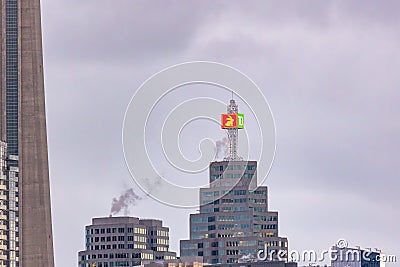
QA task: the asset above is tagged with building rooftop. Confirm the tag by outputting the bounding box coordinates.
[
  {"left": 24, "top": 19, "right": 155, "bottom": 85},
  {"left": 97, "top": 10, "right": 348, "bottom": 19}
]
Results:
[
  {"left": 92, "top": 216, "right": 165, "bottom": 226},
  {"left": 92, "top": 216, "right": 140, "bottom": 225}
]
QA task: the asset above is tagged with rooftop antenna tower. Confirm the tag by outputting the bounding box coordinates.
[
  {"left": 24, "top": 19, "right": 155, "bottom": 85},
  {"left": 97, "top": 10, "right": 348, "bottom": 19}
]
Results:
[{"left": 221, "top": 92, "right": 244, "bottom": 161}]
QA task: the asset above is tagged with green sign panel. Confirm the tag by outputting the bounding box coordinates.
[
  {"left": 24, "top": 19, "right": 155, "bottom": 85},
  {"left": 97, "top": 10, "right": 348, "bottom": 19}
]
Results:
[{"left": 237, "top": 113, "right": 244, "bottom": 129}]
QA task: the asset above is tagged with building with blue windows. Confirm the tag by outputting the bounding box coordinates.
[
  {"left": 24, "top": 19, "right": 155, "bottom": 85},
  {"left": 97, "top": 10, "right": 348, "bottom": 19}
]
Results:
[{"left": 180, "top": 160, "right": 288, "bottom": 264}]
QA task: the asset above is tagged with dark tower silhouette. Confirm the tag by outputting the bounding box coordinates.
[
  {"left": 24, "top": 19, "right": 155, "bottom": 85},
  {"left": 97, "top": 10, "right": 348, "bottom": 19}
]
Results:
[{"left": 0, "top": 0, "right": 55, "bottom": 266}]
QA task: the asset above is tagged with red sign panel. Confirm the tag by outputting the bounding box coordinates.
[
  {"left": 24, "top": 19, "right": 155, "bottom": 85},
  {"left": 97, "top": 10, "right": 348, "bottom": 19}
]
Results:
[{"left": 221, "top": 114, "right": 238, "bottom": 128}]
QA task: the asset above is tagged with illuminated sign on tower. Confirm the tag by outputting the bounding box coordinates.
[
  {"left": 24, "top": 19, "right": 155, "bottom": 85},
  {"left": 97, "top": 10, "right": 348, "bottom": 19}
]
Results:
[{"left": 221, "top": 113, "right": 244, "bottom": 129}]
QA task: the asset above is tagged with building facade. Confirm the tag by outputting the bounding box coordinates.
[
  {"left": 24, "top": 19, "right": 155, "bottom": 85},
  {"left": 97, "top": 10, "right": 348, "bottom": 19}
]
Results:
[
  {"left": 78, "top": 216, "right": 177, "bottom": 267},
  {"left": 180, "top": 161, "right": 288, "bottom": 264},
  {"left": 0, "top": 0, "right": 55, "bottom": 266},
  {"left": 0, "top": 142, "right": 18, "bottom": 266}
]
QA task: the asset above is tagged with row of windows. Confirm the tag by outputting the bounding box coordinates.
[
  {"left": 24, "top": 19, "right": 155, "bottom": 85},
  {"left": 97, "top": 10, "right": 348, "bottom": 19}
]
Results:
[
  {"left": 153, "top": 238, "right": 168, "bottom": 245},
  {"left": 202, "top": 189, "right": 254, "bottom": 198},
  {"left": 217, "top": 224, "right": 251, "bottom": 230},
  {"left": 266, "top": 240, "right": 286, "bottom": 247},
  {"left": 254, "top": 224, "right": 277, "bottom": 230},
  {"left": 190, "top": 216, "right": 215, "bottom": 223},
  {"left": 251, "top": 207, "right": 266, "bottom": 212},
  {"left": 82, "top": 251, "right": 172, "bottom": 262},
  {"left": 221, "top": 206, "right": 247, "bottom": 212},
  {"left": 80, "top": 261, "right": 133, "bottom": 267},
  {"left": 182, "top": 249, "right": 259, "bottom": 259},
  {"left": 87, "top": 235, "right": 146, "bottom": 243},
  {"left": 146, "top": 230, "right": 168, "bottom": 237},
  {"left": 210, "top": 164, "right": 256, "bottom": 172},
  {"left": 195, "top": 209, "right": 278, "bottom": 224},
  {"left": 86, "top": 242, "right": 151, "bottom": 251},
  {"left": 249, "top": 198, "right": 266, "bottom": 204},
  {"left": 191, "top": 223, "right": 276, "bottom": 232},
  {"left": 226, "top": 240, "right": 257, "bottom": 247},
  {"left": 193, "top": 204, "right": 255, "bottom": 220},
  {"left": 83, "top": 252, "right": 132, "bottom": 260},
  {"left": 86, "top": 227, "right": 148, "bottom": 236},
  {"left": 211, "top": 173, "right": 254, "bottom": 181},
  {"left": 221, "top": 198, "right": 247, "bottom": 204},
  {"left": 253, "top": 215, "right": 277, "bottom": 222},
  {"left": 258, "top": 231, "right": 276, "bottom": 238},
  {"left": 191, "top": 231, "right": 255, "bottom": 240},
  {"left": 217, "top": 215, "right": 251, "bottom": 221}
]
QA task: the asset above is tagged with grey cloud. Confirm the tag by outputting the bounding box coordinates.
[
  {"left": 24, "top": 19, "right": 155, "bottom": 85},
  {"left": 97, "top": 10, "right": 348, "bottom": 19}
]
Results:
[
  {"left": 43, "top": 1, "right": 214, "bottom": 65},
  {"left": 41, "top": 1, "right": 400, "bottom": 266}
]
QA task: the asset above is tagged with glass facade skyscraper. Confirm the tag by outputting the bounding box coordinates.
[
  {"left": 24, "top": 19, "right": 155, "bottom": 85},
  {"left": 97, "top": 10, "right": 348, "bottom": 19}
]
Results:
[
  {"left": 180, "top": 160, "right": 288, "bottom": 264},
  {"left": 4, "top": 0, "right": 19, "bottom": 158}
]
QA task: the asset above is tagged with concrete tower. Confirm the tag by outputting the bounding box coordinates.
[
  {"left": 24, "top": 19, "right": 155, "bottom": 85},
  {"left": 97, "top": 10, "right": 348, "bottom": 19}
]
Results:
[{"left": 0, "top": 0, "right": 55, "bottom": 266}]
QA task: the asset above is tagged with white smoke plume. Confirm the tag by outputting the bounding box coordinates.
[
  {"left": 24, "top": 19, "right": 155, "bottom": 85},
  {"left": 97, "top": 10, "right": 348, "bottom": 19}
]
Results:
[
  {"left": 143, "top": 176, "right": 162, "bottom": 196},
  {"left": 215, "top": 137, "right": 228, "bottom": 159},
  {"left": 110, "top": 188, "right": 142, "bottom": 215}
]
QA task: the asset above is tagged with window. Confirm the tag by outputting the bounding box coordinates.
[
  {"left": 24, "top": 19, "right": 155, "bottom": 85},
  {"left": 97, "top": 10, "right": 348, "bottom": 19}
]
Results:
[
  {"left": 191, "top": 226, "right": 207, "bottom": 232},
  {"left": 211, "top": 165, "right": 224, "bottom": 172},
  {"left": 247, "top": 165, "right": 256, "bottom": 170},
  {"left": 234, "top": 198, "right": 246, "bottom": 203}
]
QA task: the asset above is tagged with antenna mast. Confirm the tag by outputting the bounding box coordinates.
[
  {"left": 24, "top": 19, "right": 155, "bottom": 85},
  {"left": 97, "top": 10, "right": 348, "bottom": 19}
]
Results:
[{"left": 224, "top": 96, "right": 242, "bottom": 161}]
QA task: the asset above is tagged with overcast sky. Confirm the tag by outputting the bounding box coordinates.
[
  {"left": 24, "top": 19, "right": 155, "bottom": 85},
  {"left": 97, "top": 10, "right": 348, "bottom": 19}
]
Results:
[{"left": 40, "top": 1, "right": 399, "bottom": 266}]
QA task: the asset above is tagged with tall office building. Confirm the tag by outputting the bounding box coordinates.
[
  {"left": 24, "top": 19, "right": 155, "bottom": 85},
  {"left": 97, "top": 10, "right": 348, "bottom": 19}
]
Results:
[
  {"left": 180, "top": 99, "right": 288, "bottom": 264},
  {"left": 78, "top": 216, "right": 177, "bottom": 267},
  {"left": 0, "top": 0, "right": 55, "bottom": 266}
]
